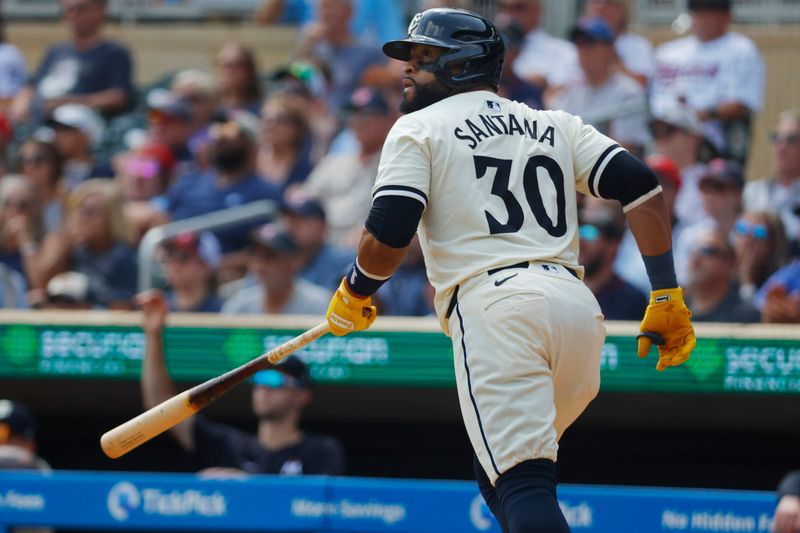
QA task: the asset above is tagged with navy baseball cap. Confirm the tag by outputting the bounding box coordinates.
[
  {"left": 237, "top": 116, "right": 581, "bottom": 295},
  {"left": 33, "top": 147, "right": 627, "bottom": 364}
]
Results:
[
  {"left": 147, "top": 89, "right": 193, "bottom": 122},
  {"left": 250, "top": 223, "right": 300, "bottom": 254},
  {"left": 570, "top": 17, "right": 615, "bottom": 44},
  {"left": 282, "top": 197, "right": 326, "bottom": 220},
  {"left": 0, "top": 400, "right": 37, "bottom": 442},
  {"left": 699, "top": 158, "right": 745, "bottom": 189},
  {"left": 253, "top": 355, "right": 312, "bottom": 389},
  {"left": 344, "top": 87, "right": 390, "bottom": 115},
  {"left": 688, "top": 0, "right": 731, "bottom": 11}
]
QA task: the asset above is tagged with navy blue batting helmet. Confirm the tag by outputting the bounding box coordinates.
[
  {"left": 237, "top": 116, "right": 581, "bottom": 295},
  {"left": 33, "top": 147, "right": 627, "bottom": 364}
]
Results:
[{"left": 383, "top": 8, "right": 505, "bottom": 91}]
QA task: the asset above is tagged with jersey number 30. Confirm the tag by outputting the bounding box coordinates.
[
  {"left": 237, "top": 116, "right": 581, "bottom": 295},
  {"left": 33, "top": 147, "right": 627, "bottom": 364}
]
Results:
[{"left": 474, "top": 155, "right": 567, "bottom": 237}]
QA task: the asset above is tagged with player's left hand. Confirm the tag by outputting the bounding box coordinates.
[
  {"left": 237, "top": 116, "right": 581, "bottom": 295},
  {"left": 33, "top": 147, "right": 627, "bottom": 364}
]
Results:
[
  {"left": 637, "top": 287, "right": 696, "bottom": 371},
  {"left": 326, "top": 279, "right": 377, "bottom": 336}
]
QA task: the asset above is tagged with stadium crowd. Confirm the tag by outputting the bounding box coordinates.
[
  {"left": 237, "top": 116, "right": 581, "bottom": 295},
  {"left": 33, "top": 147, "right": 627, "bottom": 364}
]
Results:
[{"left": 0, "top": 0, "right": 796, "bottom": 325}]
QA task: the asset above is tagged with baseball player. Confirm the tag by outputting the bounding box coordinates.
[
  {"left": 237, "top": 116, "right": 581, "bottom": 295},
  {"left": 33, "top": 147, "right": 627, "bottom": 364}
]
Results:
[{"left": 326, "top": 8, "right": 696, "bottom": 532}]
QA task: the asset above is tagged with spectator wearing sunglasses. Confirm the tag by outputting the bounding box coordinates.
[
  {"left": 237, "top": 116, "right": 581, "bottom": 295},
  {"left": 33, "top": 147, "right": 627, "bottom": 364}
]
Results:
[
  {"left": 579, "top": 199, "right": 647, "bottom": 320},
  {"left": 684, "top": 226, "right": 759, "bottom": 323},
  {"left": 159, "top": 231, "right": 222, "bottom": 313},
  {"left": 19, "top": 139, "right": 65, "bottom": 234},
  {"left": 743, "top": 109, "right": 800, "bottom": 251},
  {"left": 137, "top": 289, "right": 345, "bottom": 475},
  {"left": 732, "top": 212, "right": 788, "bottom": 304}
]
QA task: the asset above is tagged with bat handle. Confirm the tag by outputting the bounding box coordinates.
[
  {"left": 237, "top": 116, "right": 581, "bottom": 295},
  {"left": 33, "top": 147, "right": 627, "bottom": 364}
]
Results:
[{"left": 100, "top": 390, "right": 197, "bottom": 459}]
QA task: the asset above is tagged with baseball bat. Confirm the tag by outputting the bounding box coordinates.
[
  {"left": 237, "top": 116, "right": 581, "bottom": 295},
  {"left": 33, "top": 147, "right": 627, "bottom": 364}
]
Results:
[{"left": 100, "top": 322, "right": 330, "bottom": 459}]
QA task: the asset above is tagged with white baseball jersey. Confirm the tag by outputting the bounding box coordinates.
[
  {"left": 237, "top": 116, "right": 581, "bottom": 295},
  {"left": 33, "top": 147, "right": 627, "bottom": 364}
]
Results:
[{"left": 372, "top": 90, "right": 641, "bottom": 324}]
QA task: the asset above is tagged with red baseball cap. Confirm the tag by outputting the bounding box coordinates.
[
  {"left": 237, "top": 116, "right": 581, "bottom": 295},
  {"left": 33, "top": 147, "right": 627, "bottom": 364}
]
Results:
[{"left": 646, "top": 153, "right": 682, "bottom": 192}]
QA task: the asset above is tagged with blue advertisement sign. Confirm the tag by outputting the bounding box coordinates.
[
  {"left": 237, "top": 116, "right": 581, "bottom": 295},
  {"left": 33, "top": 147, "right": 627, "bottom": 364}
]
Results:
[{"left": 0, "top": 471, "right": 777, "bottom": 532}]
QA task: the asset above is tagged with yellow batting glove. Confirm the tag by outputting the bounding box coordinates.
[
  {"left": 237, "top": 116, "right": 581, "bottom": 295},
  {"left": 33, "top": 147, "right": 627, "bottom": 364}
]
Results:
[
  {"left": 637, "top": 287, "right": 696, "bottom": 371},
  {"left": 326, "top": 279, "right": 377, "bottom": 336}
]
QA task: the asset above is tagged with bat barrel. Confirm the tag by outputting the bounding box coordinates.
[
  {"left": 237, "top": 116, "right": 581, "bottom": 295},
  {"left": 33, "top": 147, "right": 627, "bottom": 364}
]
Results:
[
  {"left": 100, "top": 322, "right": 331, "bottom": 459},
  {"left": 100, "top": 390, "right": 197, "bottom": 459}
]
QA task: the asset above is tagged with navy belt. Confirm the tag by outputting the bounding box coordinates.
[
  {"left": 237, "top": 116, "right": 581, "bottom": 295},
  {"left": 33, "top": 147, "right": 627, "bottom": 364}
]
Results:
[
  {"left": 445, "top": 262, "right": 578, "bottom": 319},
  {"left": 488, "top": 261, "right": 579, "bottom": 279}
]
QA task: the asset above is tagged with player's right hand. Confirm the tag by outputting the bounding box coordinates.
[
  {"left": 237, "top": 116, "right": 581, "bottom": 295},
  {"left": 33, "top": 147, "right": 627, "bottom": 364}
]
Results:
[
  {"left": 326, "top": 279, "right": 377, "bottom": 336},
  {"left": 637, "top": 287, "right": 696, "bottom": 372}
]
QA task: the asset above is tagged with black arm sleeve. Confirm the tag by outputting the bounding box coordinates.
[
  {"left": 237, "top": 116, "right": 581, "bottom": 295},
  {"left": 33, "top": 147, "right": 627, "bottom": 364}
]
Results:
[
  {"left": 596, "top": 151, "right": 661, "bottom": 211},
  {"left": 364, "top": 195, "right": 425, "bottom": 248},
  {"left": 778, "top": 470, "right": 800, "bottom": 497}
]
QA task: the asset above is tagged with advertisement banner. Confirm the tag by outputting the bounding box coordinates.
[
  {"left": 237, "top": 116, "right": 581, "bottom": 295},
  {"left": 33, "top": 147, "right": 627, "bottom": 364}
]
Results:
[
  {"left": 0, "top": 321, "right": 798, "bottom": 394},
  {"left": 0, "top": 472, "right": 776, "bottom": 533}
]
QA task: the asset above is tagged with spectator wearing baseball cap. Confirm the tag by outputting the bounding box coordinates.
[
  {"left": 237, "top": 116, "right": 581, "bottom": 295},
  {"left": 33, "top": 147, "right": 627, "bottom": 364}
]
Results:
[
  {"left": 46, "top": 103, "right": 113, "bottom": 191},
  {"left": 0, "top": 399, "right": 50, "bottom": 471},
  {"left": 674, "top": 158, "right": 745, "bottom": 285},
  {"left": 548, "top": 16, "right": 649, "bottom": 156},
  {"left": 146, "top": 89, "right": 195, "bottom": 168},
  {"left": 281, "top": 196, "right": 352, "bottom": 292},
  {"left": 159, "top": 231, "right": 223, "bottom": 313},
  {"left": 222, "top": 223, "right": 330, "bottom": 315},
  {"left": 298, "top": 86, "right": 395, "bottom": 249},
  {"left": 697, "top": 158, "right": 745, "bottom": 231},
  {"left": 137, "top": 289, "right": 346, "bottom": 476},
  {"left": 582, "top": 0, "right": 654, "bottom": 86}
]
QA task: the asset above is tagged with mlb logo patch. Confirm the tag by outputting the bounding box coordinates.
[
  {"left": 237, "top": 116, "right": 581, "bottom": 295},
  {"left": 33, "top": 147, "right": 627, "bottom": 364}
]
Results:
[{"left": 486, "top": 100, "right": 501, "bottom": 110}]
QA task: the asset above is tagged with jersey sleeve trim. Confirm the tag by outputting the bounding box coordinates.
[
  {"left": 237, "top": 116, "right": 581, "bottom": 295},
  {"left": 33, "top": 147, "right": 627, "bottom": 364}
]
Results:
[
  {"left": 373, "top": 185, "right": 428, "bottom": 207},
  {"left": 622, "top": 185, "right": 663, "bottom": 213},
  {"left": 588, "top": 144, "right": 625, "bottom": 198}
]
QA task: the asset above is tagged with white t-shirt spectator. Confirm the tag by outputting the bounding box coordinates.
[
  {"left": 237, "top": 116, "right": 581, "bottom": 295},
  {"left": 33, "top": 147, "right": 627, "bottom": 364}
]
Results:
[
  {"left": 548, "top": 71, "right": 649, "bottom": 148},
  {"left": 0, "top": 43, "right": 27, "bottom": 99},
  {"left": 650, "top": 32, "right": 765, "bottom": 152},
  {"left": 513, "top": 29, "right": 581, "bottom": 88},
  {"left": 615, "top": 32, "right": 654, "bottom": 80},
  {"left": 221, "top": 279, "right": 330, "bottom": 315}
]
